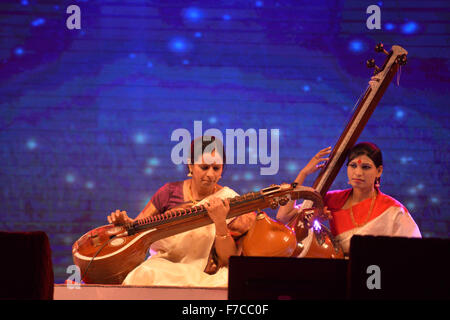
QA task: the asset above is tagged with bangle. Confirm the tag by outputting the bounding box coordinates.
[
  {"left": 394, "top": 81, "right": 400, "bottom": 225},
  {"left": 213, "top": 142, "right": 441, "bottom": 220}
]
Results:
[{"left": 215, "top": 232, "right": 231, "bottom": 240}]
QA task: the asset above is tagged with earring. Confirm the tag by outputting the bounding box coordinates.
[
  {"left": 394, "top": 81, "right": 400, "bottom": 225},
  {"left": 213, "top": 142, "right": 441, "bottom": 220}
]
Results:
[
  {"left": 375, "top": 177, "right": 381, "bottom": 188},
  {"left": 187, "top": 171, "right": 192, "bottom": 177}
]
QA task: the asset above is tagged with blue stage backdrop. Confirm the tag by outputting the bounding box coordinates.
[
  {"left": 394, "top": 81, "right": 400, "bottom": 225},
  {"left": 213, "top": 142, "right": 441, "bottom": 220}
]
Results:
[{"left": 0, "top": 0, "right": 448, "bottom": 283}]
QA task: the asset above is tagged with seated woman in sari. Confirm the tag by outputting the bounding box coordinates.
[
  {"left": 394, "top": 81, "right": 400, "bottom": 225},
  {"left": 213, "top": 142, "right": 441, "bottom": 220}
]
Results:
[
  {"left": 277, "top": 142, "right": 421, "bottom": 255},
  {"left": 107, "top": 136, "right": 255, "bottom": 286}
]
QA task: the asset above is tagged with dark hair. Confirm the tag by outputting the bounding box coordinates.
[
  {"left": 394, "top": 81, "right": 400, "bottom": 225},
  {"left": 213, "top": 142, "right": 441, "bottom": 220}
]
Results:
[
  {"left": 188, "top": 135, "right": 226, "bottom": 172},
  {"left": 346, "top": 142, "right": 383, "bottom": 168}
]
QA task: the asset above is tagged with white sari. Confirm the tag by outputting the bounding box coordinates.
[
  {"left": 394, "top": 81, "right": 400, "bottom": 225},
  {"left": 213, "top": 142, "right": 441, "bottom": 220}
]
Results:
[
  {"left": 122, "top": 186, "right": 239, "bottom": 287},
  {"left": 334, "top": 205, "right": 422, "bottom": 254}
]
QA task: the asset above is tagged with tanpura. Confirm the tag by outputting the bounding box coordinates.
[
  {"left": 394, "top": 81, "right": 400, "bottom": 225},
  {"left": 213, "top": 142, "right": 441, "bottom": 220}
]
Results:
[
  {"left": 291, "top": 44, "right": 408, "bottom": 258},
  {"left": 241, "top": 208, "right": 344, "bottom": 259},
  {"left": 242, "top": 43, "right": 408, "bottom": 260}
]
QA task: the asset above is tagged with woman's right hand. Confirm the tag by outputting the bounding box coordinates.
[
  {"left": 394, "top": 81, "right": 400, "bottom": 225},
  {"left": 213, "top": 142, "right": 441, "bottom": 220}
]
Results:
[{"left": 107, "top": 209, "right": 134, "bottom": 225}]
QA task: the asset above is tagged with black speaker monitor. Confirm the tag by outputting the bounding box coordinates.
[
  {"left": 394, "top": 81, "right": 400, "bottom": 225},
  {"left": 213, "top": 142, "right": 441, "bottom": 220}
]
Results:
[
  {"left": 228, "top": 256, "right": 348, "bottom": 300},
  {"left": 348, "top": 235, "right": 450, "bottom": 300}
]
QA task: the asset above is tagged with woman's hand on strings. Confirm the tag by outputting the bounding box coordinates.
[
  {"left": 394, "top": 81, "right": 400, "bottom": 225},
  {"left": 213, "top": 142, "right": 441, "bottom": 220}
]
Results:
[
  {"left": 301, "top": 206, "right": 332, "bottom": 228},
  {"left": 298, "top": 146, "right": 332, "bottom": 178},
  {"left": 205, "top": 197, "right": 230, "bottom": 226},
  {"left": 107, "top": 209, "right": 134, "bottom": 225}
]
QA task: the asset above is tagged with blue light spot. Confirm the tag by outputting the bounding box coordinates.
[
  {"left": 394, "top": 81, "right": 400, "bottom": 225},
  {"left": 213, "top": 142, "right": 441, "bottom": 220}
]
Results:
[
  {"left": 407, "top": 202, "right": 415, "bottom": 210},
  {"left": 134, "top": 133, "right": 146, "bottom": 144},
  {"left": 255, "top": 1, "right": 263, "bottom": 7},
  {"left": 169, "top": 38, "right": 189, "bottom": 53},
  {"left": 417, "top": 183, "right": 424, "bottom": 190},
  {"left": 223, "top": 14, "right": 231, "bottom": 21},
  {"left": 184, "top": 7, "right": 203, "bottom": 21},
  {"left": 194, "top": 32, "right": 202, "bottom": 38},
  {"left": 21, "top": 0, "right": 28, "bottom": 6},
  {"left": 26, "top": 139, "right": 37, "bottom": 150},
  {"left": 287, "top": 162, "right": 298, "bottom": 173},
  {"left": 147, "top": 61, "right": 153, "bottom": 68},
  {"left": 385, "top": 23, "right": 395, "bottom": 30},
  {"left": 303, "top": 85, "right": 310, "bottom": 92},
  {"left": 316, "top": 76, "right": 322, "bottom": 82},
  {"left": 63, "top": 236, "right": 74, "bottom": 245},
  {"left": 430, "top": 197, "right": 439, "bottom": 204},
  {"left": 15, "top": 47, "right": 24, "bottom": 56},
  {"left": 173, "top": 40, "right": 185, "bottom": 51},
  {"left": 66, "top": 174, "right": 75, "bottom": 183},
  {"left": 401, "top": 22, "right": 418, "bottom": 34},
  {"left": 395, "top": 109, "right": 404, "bottom": 119},
  {"left": 145, "top": 167, "right": 153, "bottom": 175},
  {"left": 244, "top": 172, "right": 253, "bottom": 180},
  {"left": 129, "top": 53, "right": 136, "bottom": 59},
  {"left": 209, "top": 116, "right": 217, "bottom": 124},
  {"left": 85, "top": 181, "right": 95, "bottom": 189},
  {"left": 408, "top": 187, "right": 417, "bottom": 195},
  {"left": 183, "top": 59, "right": 190, "bottom": 65},
  {"left": 31, "top": 18, "right": 45, "bottom": 27},
  {"left": 253, "top": 186, "right": 261, "bottom": 192},
  {"left": 400, "top": 156, "right": 413, "bottom": 164},
  {"left": 147, "top": 157, "right": 160, "bottom": 166},
  {"left": 349, "top": 40, "right": 364, "bottom": 53},
  {"left": 232, "top": 174, "right": 240, "bottom": 181}
]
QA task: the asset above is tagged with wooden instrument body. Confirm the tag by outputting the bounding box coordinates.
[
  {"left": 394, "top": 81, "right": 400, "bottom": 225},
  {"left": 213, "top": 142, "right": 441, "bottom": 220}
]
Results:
[
  {"left": 241, "top": 210, "right": 344, "bottom": 259},
  {"left": 241, "top": 193, "right": 344, "bottom": 259},
  {"left": 242, "top": 213, "right": 297, "bottom": 257},
  {"left": 73, "top": 184, "right": 322, "bottom": 284},
  {"left": 289, "top": 214, "right": 345, "bottom": 259},
  {"left": 73, "top": 225, "right": 153, "bottom": 284}
]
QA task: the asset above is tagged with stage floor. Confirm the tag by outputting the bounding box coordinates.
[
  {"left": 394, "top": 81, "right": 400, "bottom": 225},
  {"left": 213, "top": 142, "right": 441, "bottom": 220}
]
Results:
[{"left": 54, "top": 284, "right": 228, "bottom": 300}]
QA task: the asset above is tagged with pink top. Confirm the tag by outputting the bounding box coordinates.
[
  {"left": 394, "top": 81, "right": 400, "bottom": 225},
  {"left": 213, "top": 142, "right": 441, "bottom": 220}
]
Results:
[{"left": 150, "top": 181, "right": 186, "bottom": 213}]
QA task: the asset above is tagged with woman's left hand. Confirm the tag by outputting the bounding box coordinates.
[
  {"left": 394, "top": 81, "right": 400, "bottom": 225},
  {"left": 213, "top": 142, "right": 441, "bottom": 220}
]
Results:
[
  {"left": 205, "top": 197, "right": 230, "bottom": 226},
  {"left": 299, "top": 146, "right": 332, "bottom": 177}
]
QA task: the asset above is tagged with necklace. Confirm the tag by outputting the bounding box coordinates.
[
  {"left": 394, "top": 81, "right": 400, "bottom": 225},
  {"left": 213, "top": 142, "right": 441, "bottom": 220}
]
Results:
[
  {"left": 188, "top": 180, "right": 217, "bottom": 205},
  {"left": 349, "top": 190, "right": 377, "bottom": 228}
]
